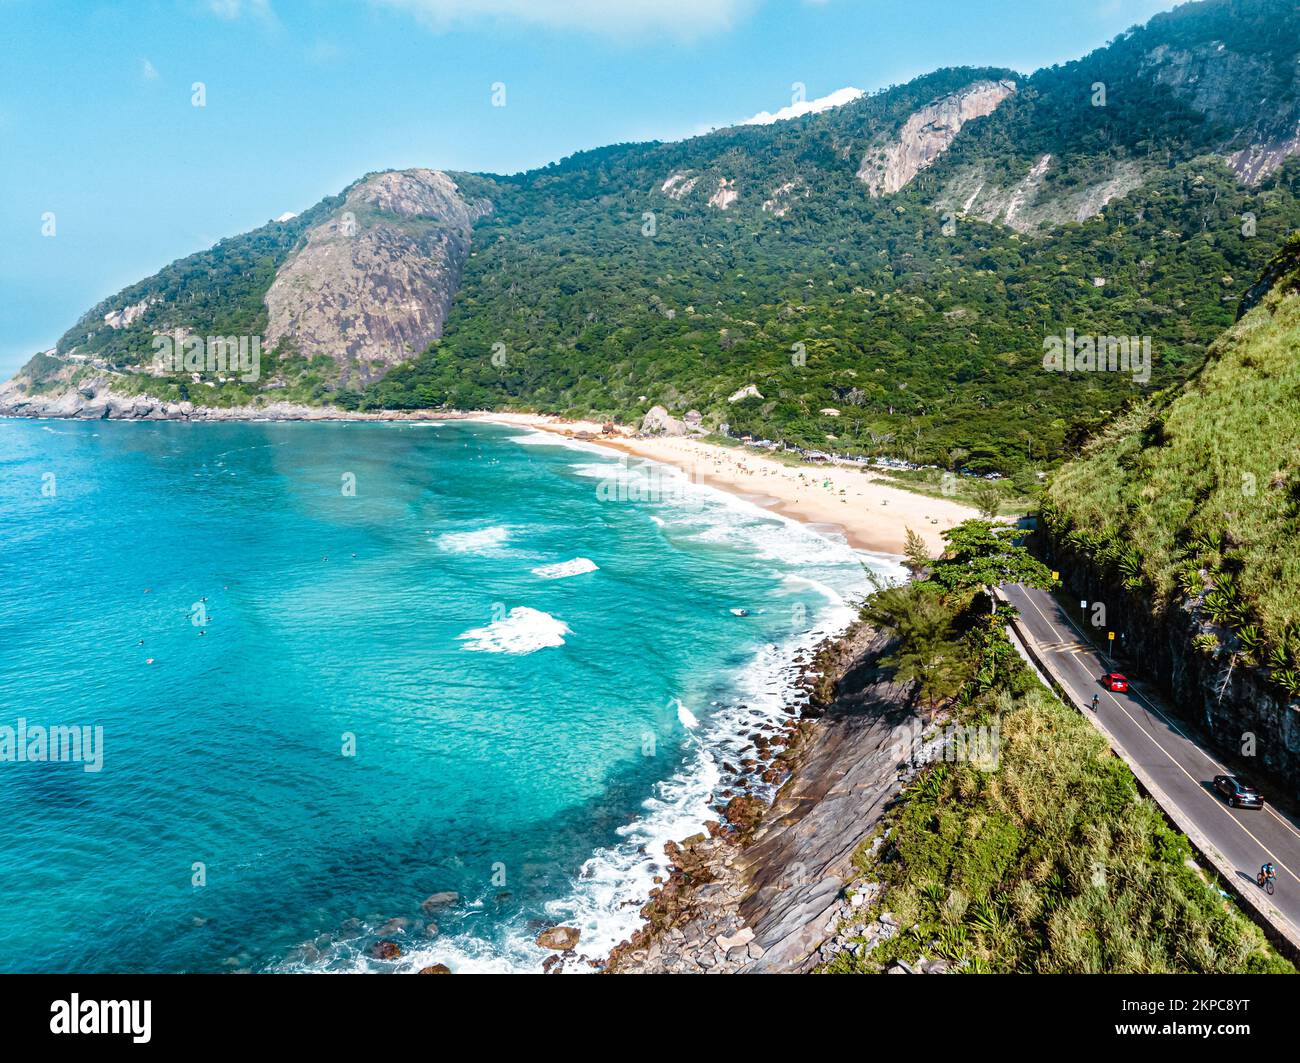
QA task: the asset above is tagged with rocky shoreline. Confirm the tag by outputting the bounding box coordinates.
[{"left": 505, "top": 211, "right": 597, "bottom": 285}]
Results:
[
  {"left": 0, "top": 379, "right": 451, "bottom": 423},
  {"left": 604, "top": 622, "right": 933, "bottom": 974}
]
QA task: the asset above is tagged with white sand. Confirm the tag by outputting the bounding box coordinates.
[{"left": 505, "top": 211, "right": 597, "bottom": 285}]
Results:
[{"left": 459, "top": 411, "right": 977, "bottom": 556}]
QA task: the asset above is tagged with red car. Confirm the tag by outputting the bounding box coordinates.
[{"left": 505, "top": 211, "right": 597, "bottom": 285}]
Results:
[{"left": 1103, "top": 673, "right": 1129, "bottom": 692}]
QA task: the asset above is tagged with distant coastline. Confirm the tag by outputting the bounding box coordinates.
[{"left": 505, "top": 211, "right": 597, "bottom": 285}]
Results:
[{"left": 1, "top": 394, "right": 977, "bottom": 555}]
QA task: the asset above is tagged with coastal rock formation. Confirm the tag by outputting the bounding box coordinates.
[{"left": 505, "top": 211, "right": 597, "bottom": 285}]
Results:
[
  {"left": 761, "top": 180, "right": 803, "bottom": 217},
  {"left": 640, "top": 405, "right": 688, "bottom": 436},
  {"left": 0, "top": 371, "right": 444, "bottom": 422},
  {"left": 536, "top": 926, "right": 581, "bottom": 950},
  {"left": 102, "top": 299, "right": 151, "bottom": 329},
  {"left": 607, "top": 625, "right": 928, "bottom": 974},
  {"left": 661, "top": 172, "right": 700, "bottom": 200},
  {"left": 263, "top": 169, "right": 491, "bottom": 384},
  {"left": 857, "top": 80, "right": 1016, "bottom": 196}
]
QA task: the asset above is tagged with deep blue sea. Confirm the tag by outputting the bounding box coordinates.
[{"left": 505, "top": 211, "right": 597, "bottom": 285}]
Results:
[{"left": 0, "top": 418, "right": 900, "bottom": 972}]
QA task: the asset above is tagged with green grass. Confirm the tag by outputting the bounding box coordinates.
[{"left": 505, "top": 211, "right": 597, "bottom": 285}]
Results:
[
  {"left": 823, "top": 573, "right": 1293, "bottom": 974},
  {"left": 1044, "top": 234, "right": 1300, "bottom": 669}
]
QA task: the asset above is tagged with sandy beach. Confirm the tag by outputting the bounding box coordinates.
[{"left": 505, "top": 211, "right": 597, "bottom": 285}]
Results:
[{"left": 463, "top": 411, "right": 977, "bottom": 556}]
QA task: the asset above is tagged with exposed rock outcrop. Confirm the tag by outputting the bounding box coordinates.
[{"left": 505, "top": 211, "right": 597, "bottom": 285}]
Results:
[
  {"left": 661, "top": 173, "right": 700, "bottom": 200},
  {"left": 102, "top": 299, "right": 152, "bottom": 330},
  {"left": 727, "top": 384, "right": 763, "bottom": 403},
  {"left": 939, "top": 157, "right": 1146, "bottom": 233},
  {"left": 536, "top": 926, "right": 581, "bottom": 951},
  {"left": 263, "top": 169, "right": 490, "bottom": 384},
  {"left": 640, "top": 405, "right": 688, "bottom": 436},
  {"left": 608, "top": 626, "right": 927, "bottom": 974},
  {"left": 708, "top": 178, "right": 739, "bottom": 210},
  {"left": 0, "top": 368, "right": 446, "bottom": 422},
  {"left": 761, "top": 180, "right": 803, "bottom": 217},
  {"left": 1144, "top": 42, "right": 1300, "bottom": 185},
  {"left": 857, "top": 80, "right": 1016, "bottom": 196}
]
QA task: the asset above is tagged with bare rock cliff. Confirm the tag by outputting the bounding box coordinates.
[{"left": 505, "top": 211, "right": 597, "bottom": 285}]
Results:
[
  {"left": 263, "top": 169, "right": 491, "bottom": 383},
  {"left": 1144, "top": 42, "right": 1300, "bottom": 185},
  {"left": 857, "top": 79, "right": 1016, "bottom": 197}
]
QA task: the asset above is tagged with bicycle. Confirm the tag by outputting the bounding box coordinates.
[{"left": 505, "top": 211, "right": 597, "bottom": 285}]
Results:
[{"left": 1258, "top": 871, "right": 1276, "bottom": 895}]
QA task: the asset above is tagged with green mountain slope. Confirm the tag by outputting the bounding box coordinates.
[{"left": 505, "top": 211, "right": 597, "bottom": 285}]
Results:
[
  {"left": 6, "top": 0, "right": 1300, "bottom": 476},
  {"left": 1045, "top": 232, "right": 1300, "bottom": 678}
]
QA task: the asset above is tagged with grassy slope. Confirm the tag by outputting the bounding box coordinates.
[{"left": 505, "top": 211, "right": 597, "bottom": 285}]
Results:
[
  {"left": 824, "top": 583, "right": 1291, "bottom": 973},
  {"left": 1045, "top": 234, "right": 1300, "bottom": 655}
]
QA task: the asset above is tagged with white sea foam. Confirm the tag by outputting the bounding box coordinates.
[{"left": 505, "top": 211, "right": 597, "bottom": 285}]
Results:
[
  {"left": 532, "top": 558, "right": 599, "bottom": 580},
  {"left": 504, "top": 428, "right": 614, "bottom": 457},
  {"left": 457, "top": 607, "right": 570, "bottom": 654},
  {"left": 435, "top": 526, "right": 510, "bottom": 554},
  {"left": 274, "top": 426, "right": 905, "bottom": 975}
]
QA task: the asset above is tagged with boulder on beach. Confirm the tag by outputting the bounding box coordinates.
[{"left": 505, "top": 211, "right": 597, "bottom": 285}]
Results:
[
  {"left": 418, "top": 964, "right": 453, "bottom": 974},
  {"left": 640, "top": 405, "right": 687, "bottom": 436},
  {"left": 536, "top": 926, "right": 581, "bottom": 951}
]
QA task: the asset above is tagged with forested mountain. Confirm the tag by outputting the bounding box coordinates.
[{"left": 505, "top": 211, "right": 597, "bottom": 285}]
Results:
[{"left": 5, "top": 0, "right": 1300, "bottom": 475}]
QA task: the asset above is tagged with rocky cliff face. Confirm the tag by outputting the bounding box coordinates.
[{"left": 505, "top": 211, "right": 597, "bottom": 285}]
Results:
[
  {"left": 1144, "top": 41, "right": 1300, "bottom": 184},
  {"left": 937, "top": 156, "right": 1148, "bottom": 234},
  {"left": 1045, "top": 539, "right": 1300, "bottom": 800},
  {"left": 263, "top": 169, "right": 490, "bottom": 384},
  {"left": 857, "top": 79, "right": 1016, "bottom": 197}
]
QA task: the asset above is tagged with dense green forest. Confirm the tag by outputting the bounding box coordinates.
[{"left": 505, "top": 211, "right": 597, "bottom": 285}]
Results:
[{"left": 17, "top": 0, "right": 1300, "bottom": 476}]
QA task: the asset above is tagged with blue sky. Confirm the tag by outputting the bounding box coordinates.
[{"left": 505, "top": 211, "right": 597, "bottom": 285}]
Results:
[{"left": 0, "top": 0, "right": 1179, "bottom": 378}]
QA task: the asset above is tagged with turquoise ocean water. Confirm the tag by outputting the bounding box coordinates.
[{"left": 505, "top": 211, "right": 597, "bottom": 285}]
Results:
[{"left": 0, "top": 418, "right": 901, "bottom": 972}]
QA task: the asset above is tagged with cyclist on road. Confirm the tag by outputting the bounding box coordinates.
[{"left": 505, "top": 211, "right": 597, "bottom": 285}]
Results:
[
  {"left": 1261, "top": 861, "right": 1277, "bottom": 883},
  {"left": 1090, "top": 694, "right": 1100, "bottom": 712}
]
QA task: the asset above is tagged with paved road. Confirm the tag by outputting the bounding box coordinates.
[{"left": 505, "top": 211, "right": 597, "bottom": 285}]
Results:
[{"left": 1001, "top": 583, "right": 1300, "bottom": 941}]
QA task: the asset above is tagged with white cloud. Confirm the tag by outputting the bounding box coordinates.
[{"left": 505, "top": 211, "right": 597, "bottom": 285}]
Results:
[
  {"left": 375, "top": 0, "right": 753, "bottom": 38},
  {"left": 141, "top": 58, "right": 159, "bottom": 81},
  {"left": 742, "top": 86, "right": 863, "bottom": 126}
]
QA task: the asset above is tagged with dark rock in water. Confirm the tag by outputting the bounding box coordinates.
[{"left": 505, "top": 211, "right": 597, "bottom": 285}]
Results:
[
  {"left": 422, "top": 922, "right": 440, "bottom": 938},
  {"left": 536, "top": 926, "right": 581, "bottom": 950},
  {"left": 418, "top": 964, "right": 452, "bottom": 974},
  {"left": 369, "top": 939, "right": 402, "bottom": 960},
  {"left": 379, "top": 917, "right": 412, "bottom": 936},
  {"left": 421, "top": 891, "right": 459, "bottom": 912}
]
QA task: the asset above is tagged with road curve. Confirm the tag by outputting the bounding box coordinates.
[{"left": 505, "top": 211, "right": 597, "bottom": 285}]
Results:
[{"left": 1001, "top": 583, "right": 1300, "bottom": 943}]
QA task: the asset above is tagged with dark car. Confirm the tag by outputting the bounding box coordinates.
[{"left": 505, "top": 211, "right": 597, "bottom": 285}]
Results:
[
  {"left": 1102, "top": 672, "right": 1129, "bottom": 692},
  {"left": 1214, "top": 775, "right": 1265, "bottom": 809}
]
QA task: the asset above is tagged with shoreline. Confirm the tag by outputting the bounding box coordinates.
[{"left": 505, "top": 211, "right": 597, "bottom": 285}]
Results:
[
  {"left": 603, "top": 620, "right": 927, "bottom": 974},
  {"left": 1, "top": 398, "right": 977, "bottom": 556},
  {"left": 6, "top": 400, "right": 929, "bottom": 974},
  {"left": 456, "top": 411, "right": 977, "bottom": 556}
]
